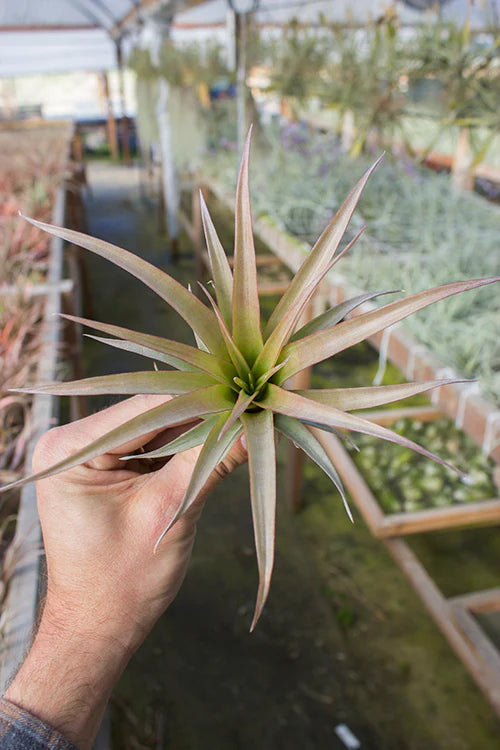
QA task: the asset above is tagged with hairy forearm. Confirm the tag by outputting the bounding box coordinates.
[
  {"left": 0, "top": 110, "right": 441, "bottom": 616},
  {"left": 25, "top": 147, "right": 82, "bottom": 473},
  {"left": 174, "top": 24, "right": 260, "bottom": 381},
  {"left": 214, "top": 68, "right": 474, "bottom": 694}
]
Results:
[
  {"left": 4, "top": 598, "right": 133, "bottom": 750},
  {"left": 1, "top": 400, "right": 246, "bottom": 748}
]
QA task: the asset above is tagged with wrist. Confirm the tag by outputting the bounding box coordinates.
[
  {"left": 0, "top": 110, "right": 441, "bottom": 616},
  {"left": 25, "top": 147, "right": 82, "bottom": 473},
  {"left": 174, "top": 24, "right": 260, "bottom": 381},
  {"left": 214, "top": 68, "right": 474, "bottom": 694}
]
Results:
[
  {"left": 42, "top": 591, "right": 141, "bottom": 657},
  {"left": 4, "top": 598, "right": 132, "bottom": 749}
]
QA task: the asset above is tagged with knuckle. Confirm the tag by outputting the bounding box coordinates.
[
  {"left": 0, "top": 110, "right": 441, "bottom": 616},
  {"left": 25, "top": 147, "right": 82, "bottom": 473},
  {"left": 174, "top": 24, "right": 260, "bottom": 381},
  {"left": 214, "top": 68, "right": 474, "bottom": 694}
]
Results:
[
  {"left": 213, "top": 460, "right": 232, "bottom": 481},
  {"left": 217, "top": 441, "right": 248, "bottom": 478},
  {"left": 32, "top": 426, "right": 66, "bottom": 473}
]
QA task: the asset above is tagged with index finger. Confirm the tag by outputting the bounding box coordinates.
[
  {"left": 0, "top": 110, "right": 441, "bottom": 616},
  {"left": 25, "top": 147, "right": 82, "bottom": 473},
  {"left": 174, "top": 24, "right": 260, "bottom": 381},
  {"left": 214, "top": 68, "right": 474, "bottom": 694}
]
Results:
[{"left": 54, "top": 394, "right": 173, "bottom": 456}]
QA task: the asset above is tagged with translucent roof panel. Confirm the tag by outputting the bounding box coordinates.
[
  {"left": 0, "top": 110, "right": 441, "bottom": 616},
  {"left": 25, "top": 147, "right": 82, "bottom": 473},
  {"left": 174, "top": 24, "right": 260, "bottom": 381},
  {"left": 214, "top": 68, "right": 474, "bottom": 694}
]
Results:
[
  {"left": 0, "top": 1, "right": 143, "bottom": 32},
  {"left": 173, "top": 0, "right": 500, "bottom": 30},
  {"left": 0, "top": 29, "right": 117, "bottom": 76},
  {"left": 0, "top": 1, "right": 156, "bottom": 76}
]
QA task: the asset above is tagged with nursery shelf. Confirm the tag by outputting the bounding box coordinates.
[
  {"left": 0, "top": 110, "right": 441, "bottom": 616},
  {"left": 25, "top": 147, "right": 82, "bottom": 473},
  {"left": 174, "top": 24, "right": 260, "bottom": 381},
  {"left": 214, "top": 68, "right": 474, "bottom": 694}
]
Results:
[
  {"left": 193, "top": 175, "right": 500, "bottom": 717},
  {"left": 201, "top": 175, "right": 500, "bottom": 468},
  {"left": 0, "top": 124, "right": 86, "bottom": 693},
  {"left": 317, "top": 429, "right": 500, "bottom": 716},
  {"left": 0, "top": 187, "right": 67, "bottom": 692}
]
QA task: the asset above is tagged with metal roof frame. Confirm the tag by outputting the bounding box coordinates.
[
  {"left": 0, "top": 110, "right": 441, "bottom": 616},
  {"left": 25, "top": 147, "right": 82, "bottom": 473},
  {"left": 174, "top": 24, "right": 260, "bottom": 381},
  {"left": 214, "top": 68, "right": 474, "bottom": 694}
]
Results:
[{"left": 0, "top": 0, "right": 181, "bottom": 39}]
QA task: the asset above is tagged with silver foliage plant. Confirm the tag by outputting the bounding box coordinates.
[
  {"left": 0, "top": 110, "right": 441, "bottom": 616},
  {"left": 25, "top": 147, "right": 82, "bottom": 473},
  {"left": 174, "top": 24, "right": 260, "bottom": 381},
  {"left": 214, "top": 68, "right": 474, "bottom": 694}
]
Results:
[{"left": 1, "top": 130, "right": 498, "bottom": 629}]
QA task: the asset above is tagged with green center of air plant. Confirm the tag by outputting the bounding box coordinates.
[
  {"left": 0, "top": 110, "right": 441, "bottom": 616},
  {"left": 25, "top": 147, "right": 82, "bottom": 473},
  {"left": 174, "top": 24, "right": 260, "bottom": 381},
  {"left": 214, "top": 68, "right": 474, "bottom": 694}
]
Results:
[{"left": 233, "top": 371, "right": 269, "bottom": 401}]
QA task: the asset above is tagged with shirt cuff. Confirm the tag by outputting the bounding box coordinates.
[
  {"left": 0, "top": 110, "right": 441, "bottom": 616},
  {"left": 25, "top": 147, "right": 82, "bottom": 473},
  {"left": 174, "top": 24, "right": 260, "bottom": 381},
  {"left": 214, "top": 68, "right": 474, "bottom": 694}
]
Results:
[{"left": 0, "top": 697, "right": 77, "bottom": 749}]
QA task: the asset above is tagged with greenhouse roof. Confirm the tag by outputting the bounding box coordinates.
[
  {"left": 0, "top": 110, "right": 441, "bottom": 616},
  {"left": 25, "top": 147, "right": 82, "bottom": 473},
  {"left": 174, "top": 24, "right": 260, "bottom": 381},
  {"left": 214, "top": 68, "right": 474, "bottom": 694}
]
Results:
[
  {"left": 0, "top": 1, "right": 179, "bottom": 76},
  {"left": 1, "top": 0, "right": 498, "bottom": 77},
  {"left": 0, "top": 1, "right": 174, "bottom": 35},
  {"left": 173, "top": 0, "right": 500, "bottom": 30}
]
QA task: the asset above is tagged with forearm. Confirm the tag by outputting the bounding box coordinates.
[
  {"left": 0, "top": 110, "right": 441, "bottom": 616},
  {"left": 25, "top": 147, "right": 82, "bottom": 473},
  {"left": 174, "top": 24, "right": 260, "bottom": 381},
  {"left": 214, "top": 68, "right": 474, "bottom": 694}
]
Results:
[
  {"left": 0, "top": 399, "right": 246, "bottom": 749},
  {"left": 4, "top": 599, "right": 132, "bottom": 750}
]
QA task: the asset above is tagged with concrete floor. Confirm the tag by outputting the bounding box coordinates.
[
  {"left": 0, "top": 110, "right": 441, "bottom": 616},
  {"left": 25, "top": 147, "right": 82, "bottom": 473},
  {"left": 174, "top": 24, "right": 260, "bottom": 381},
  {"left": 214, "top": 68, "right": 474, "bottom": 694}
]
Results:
[{"left": 82, "top": 160, "right": 500, "bottom": 750}]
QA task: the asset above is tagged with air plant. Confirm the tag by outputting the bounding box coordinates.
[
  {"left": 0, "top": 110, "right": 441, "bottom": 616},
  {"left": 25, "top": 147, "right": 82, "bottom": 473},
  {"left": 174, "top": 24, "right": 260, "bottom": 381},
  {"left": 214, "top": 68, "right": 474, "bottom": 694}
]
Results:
[
  {"left": 1, "top": 131, "right": 498, "bottom": 629},
  {"left": 209, "top": 132, "right": 500, "bottom": 401}
]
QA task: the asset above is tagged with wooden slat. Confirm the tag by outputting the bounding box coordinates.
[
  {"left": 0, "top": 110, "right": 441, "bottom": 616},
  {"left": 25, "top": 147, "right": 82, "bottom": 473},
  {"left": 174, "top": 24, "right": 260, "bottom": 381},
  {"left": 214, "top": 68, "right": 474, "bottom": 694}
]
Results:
[
  {"left": 378, "top": 498, "right": 500, "bottom": 538},
  {"left": 360, "top": 405, "right": 442, "bottom": 426},
  {"left": 311, "top": 429, "right": 385, "bottom": 533},
  {"left": 1, "top": 279, "right": 73, "bottom": 298},
  {"left": 284, "top": 304, "right": 314, "bottom": 513},
  {"left": 257, "top": 281, "right": 290, "bottom": 296},
  {"left": 311, "top": 430, "right": 500, "bottom": 714},
  {"left": 314, "top": 428, "right": 500, "bottom": 536},
  {"left": 449, "top": 587, "right": 500, "bottom": 615},
  {"left": 384, "top": 538, "right": 500, "bottom": 716},
  {"left": 449, "top": 603, "right": 500, "bottom": 682},
  {"left": 228, "top": 254, "right": 282, "bottom": 267}
]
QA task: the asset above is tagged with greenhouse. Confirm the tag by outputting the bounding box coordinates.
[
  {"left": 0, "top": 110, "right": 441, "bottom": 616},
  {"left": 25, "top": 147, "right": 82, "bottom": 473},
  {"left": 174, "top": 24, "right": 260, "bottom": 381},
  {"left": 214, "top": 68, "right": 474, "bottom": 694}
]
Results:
[{"left": 0, "top": 1, "right": 499, "bottom": 748}]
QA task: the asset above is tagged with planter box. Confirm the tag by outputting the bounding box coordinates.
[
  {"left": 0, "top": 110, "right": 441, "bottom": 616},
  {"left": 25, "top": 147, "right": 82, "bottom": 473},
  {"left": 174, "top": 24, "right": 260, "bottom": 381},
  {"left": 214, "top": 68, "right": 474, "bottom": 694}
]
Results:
[
  {"left": 0, "top": 122, "right": 85, "bottom": 688},
  {"left": 198, "top": 176, "right": 500, "bottom": 715},
  {"left": 203, "top": 177, "right": 500, "bottom": 469},
  {"left": 0, "top": 125, "right": 109, "bottom": 749},
  {"left": 0, "top": 187, "right": 65, "bottom": 691}
]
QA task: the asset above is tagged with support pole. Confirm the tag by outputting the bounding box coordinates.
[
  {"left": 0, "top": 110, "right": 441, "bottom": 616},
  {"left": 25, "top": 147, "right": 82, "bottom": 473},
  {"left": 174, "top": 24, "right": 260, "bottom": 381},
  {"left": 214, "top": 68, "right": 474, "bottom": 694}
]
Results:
[
  {"left": 157, "top": 77, "right": 180, "bottom": 258},
  {"left": 236, "top": 12, "right": 248, "bottom": 156},
  {"left": 451, "top": 127, "right": 474, "bottom": 192},
  {"left": 1, "top": 78, "right": 16, "bottom": 119},
  {"left": 192, "top": 184, "right": 204, "bottom": 289},
  {"left": 97, "top": 72, "right": 119, "bottom": 160},
  {"left": 341, "top": 109, "right": 356, "bottom": 153},
  {"left": 116, "top": 40, "right": 131, "bottom": 166},
  {"left": 284, "top": 301, "right": 315, "bottom": 513},
  {"left": 143, "top": 18, "right": 181, "bottom": 259}
]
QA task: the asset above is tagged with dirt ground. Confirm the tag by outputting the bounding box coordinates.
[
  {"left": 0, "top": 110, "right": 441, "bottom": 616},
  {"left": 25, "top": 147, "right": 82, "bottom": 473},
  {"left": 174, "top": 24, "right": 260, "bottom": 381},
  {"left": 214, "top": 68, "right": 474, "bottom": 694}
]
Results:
[{"left": 81, "top": 161, "right": 499, "bottom": 749}]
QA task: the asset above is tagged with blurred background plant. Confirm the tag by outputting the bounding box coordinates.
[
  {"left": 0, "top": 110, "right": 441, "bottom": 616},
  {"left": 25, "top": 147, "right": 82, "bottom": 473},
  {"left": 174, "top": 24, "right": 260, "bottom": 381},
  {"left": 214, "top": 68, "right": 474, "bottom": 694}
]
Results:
[
  {"left": 202, "top": 126, "right": 500, "bottom": 403},
  {"left": 322, "top": 10, "right": 410, "bottom": 155},
  {"left": 407, "top": 17, "right": 500, "bottom": 187},
  {"left": 0, "top": 126, "right": 67, "bottom": 484}
]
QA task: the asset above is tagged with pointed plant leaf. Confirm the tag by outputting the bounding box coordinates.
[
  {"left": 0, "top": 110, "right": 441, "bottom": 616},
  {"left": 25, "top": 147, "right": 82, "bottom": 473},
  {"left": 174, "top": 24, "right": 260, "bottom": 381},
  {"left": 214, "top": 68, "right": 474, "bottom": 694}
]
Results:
[
  {"left": 279, "top": 277, "right": 500, "bottom": 381},
  {"left": 200, "top": 191, "right": 233, "bottom": 326},
  {"left": 232, "top": 127, "right": 263, "bottom": 362},
  {"left": 122, "top": 416, "right": 219, "bottom": 460},
  {"left": 241, "top": 409, "right": 276, "bottom": 631},
  {"left": 275, "top": 415, "right": 353, "bottom": 522},
  {"left": 296, "top": 419, "right": 360, "bottom": 452},
  {"left": 260, "top": 385, "right": 464, "bottom": 476},
  {"left": 154, "top": 413, "right": 242, "bottom": 549},
  {"left": 0, "top": 386, "right": 234, "bottom": 496},
  {"left": 298, "top": 378, "right": 469, "bottom": 412},
  {"left": 84, "top": 335, "right": 198, "bottom": 372},
  {"left": 60, "top": 314, "right": 234, "bottom": 382},
  {"left": 290, "top": 289, "right": 399, "bottom": 342},
  {"left": 188, "top": 282, "right": 210, "bottom": 352},
  {"left": 251, "top": 279, "right": 317, "bottom": 377},
  {"left": 253, "top": 228, "right": 366, "bottom": 376},
  {"left": 254, "top": 359, "right": 289, "bottom": 390},
  {"left": 13, "top": 371, "right": 216, "bottom": 397},
  {"left": 193, "top": 330, "right": 210, "bottom": 352},
  {"left": 219, "top": 389, "right": 256, "bottom": 439},
  {"left": 198, "top": 283, "right": 250, "bottom": 378},
  {"left": 21, "top": 214, "right": 226, "bottom": 356},
  {"left": 264, "top": 155, "right": 384, "bottom": 338}
]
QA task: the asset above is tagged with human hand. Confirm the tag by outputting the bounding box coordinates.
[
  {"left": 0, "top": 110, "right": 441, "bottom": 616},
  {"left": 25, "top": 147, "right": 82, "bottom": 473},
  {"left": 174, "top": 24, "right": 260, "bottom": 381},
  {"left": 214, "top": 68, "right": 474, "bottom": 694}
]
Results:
[{"left": 4, "top": 394, "right": 246, "bottom": 748}]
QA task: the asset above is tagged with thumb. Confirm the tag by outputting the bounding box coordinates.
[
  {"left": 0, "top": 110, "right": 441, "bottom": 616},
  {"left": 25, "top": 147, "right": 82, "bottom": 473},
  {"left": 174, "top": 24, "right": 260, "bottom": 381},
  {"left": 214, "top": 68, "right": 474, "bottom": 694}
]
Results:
[
  {"left": 196, "top": 433, "right": 248, "bottom": 502},
  {"left": 143, "top": 444, "right": 203, "bottom": 528},
  {"left": 142, "top": 435, "right": 248, "bottom": 536}
]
